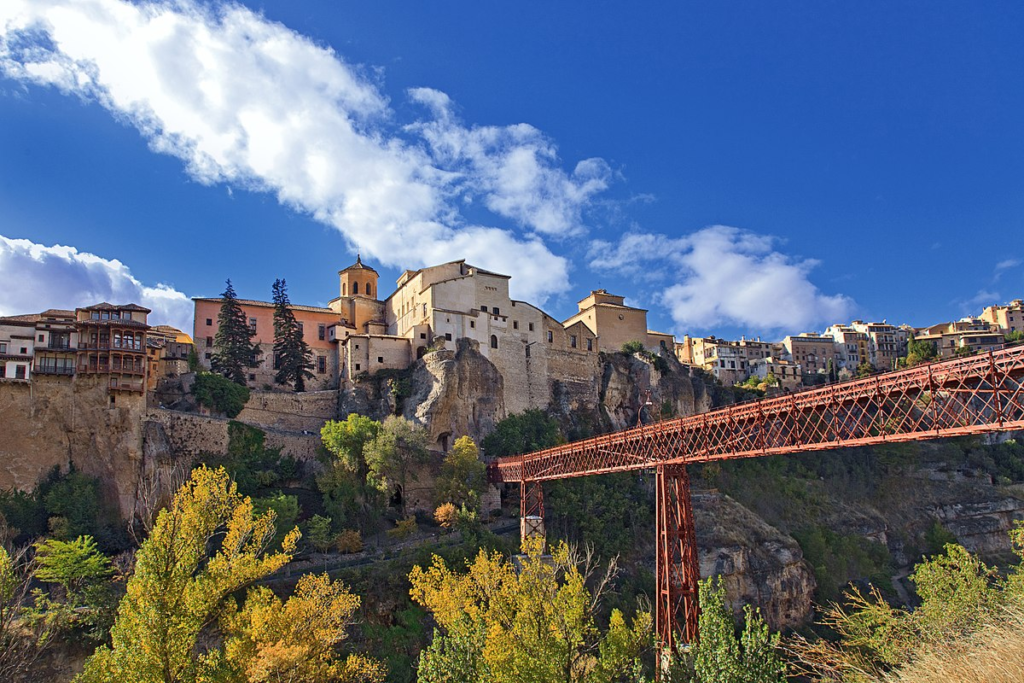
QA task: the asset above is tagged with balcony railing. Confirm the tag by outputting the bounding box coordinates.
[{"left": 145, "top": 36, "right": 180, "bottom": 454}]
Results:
[
  {"left": 33, "top": 365, "right": 75, "bottom": 376},
  {"left": 46, "top": 341, "right": 76, "bottom": 350},
  {"left": 78, "top": 342, "right": 145, "bottom": 351},
  {"left": 109, "top": 378, "right": 144, "bottom": 392}
]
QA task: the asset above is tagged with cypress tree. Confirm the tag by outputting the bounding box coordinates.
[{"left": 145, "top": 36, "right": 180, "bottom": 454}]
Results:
[
  {"left": 211, "top": 279, "right": 259, "bottom": 385},
  {"left": 272, "top": 279, "right": 313, "bottom": 392}
]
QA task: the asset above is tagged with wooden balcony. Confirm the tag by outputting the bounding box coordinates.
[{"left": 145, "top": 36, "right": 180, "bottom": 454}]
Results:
[{"left": 33, "top": 365, "right": 75, "bottom": 376}]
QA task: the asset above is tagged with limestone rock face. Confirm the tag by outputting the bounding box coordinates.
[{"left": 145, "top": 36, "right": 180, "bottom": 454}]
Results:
[
  {"left": 934, "top": 493, "right": 1024, "bottom": 555},
  {"left": 694, "top": 492, "right": 816, "bottom": 629},
  {"left": 0, "top": 377, "right": 146, "bottom": 518},
  {"left": 598, "top": 352, "right": 713, "bottom": 432},
  {"left": 404, "top": 339, "right": 506, "bottom": 447}
]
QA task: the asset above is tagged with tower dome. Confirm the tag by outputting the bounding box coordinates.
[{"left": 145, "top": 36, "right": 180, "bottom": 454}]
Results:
[{"left": 338, "top": 254, "right": 379, "bottom": 299}]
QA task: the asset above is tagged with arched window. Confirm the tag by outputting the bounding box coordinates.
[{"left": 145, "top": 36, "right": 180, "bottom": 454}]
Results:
[
  {"left": 342, "top": 283, "right": 347, "bottom": 296},
  {"left": 367, "top": 283, "right": 373, "bottom": 297},
  {"left": 490, "top": 335, "right": 498, "bottom": 349},
  {"left": 352, "top": 281, "right": 359, "bottom": 295}
]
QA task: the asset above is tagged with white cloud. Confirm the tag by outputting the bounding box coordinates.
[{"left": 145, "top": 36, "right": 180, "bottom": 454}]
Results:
[
  {"left": 409, "top": 87, "right": 612, "bottom": 238},
  {"left": 0, "top": 0, "right": 606, "bottom": 305},
  {"left": 0, "top": 235, "right": 193, "bottom": 332},
  {"left": 996, "top": 258, "right": 1020, "bottom": 272},
  {"left": 588, "top": 226, "right": 855, "bottom": 334}
]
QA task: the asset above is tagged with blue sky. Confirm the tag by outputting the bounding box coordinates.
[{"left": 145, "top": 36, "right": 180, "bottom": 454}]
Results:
[{"left": 1, "top": 1, "right": 1021, "bottom": 339}]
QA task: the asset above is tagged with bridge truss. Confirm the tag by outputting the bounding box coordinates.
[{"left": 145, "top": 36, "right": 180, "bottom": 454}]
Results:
[{"left": 490, "top": 345, "right": 1024, "bottom": 655}]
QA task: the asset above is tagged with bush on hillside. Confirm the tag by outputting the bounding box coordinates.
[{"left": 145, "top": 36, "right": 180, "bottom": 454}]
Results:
[{"left": 192, "top": 371, "right": 250, "bottom": 417}]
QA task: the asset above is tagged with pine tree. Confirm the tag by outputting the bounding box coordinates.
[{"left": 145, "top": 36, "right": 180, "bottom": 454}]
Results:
[
  {"left": 272, "top": 278, "right": 314, "bottom": 392},
  {"left": 211, "top": 279, "right": 259, "bottom": 385}
]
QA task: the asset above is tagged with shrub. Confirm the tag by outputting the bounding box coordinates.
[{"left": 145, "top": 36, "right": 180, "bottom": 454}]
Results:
[
  {"left": 434, "top": 503, "right": 457, "bottom": 530},
  {"left": 335, "top": 529, "right": 364, "bottom": 554},
  {"left": 387, "top": 516, "right": 417, "bottom": 540}
]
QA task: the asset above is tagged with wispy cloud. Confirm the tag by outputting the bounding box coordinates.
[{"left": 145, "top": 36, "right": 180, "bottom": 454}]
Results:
[
  {"left": 0, "top": 235, "right": 193, "bottom": 331},
  {"left": 588, "top": 226, "right": 855, "bottom": 334},
  {"left": 996, "top": 258, "right": 1020, "bottom": 272},
  {"left": 0, "top": 0, "right": 613, "bottom": 304}
]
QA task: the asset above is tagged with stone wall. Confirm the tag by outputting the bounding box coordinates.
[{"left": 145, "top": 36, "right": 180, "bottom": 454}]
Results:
[
  {"left": 235, "top": 389, "right": 339, "bottom": 432},
  {"left": 145, "top": 409, "right": 322, "bottom": 462}
]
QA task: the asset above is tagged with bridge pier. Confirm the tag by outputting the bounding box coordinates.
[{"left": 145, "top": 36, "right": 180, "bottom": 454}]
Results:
[
  {"left": 519, "top": 479, "right": 546, "bottom": 552},
  {"left": 655, "top": 463, "right": 700, "bottom": 669}
]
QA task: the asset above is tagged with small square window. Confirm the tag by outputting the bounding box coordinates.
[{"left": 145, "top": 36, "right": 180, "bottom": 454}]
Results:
[
  {"left": 249, "top": 373, "right": 256, "bottom": 381},
  {"left": 355, "top": 344, "right": 360, "bottom": 350},
  {"left": 38, "top": 334, "right": 44, "bottom": 342},
  {"left": 206, "top": 318, "right": 212, "bottom": 326},
  {"left": 20, "top": 347, "right": 27, "bottom": 355},
  {"left": 378, "top": 356, "right": 384, "bottom": 363},
  {"left": 445, "top": 333, "right": 452, "bottom": 341},
  {"left": 481, "top": 306, "right": 488, "bottom": 313},
  {"left": 354, "top": 363, "right": 361, "bottom": 371},
  {"left": 420, "top": 333, "right": 427, "bottom": 339}
]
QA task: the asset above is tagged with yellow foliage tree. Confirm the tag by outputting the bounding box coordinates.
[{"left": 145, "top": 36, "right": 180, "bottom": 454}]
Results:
[
  {"left": 409, "top": 537, "right": 651, "bottom": 682},
  {"left": 218, "top": 573, "right": 385, "bottom": 682},
  {"left": 77, "top": 466, "right": 383, "bottom": 683}
]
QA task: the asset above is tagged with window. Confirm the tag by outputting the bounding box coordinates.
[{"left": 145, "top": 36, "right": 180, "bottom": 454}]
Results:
[
  {"left": 20, "top": 347, "right": 27, "bottom": 355},
  {"left": 14, "top": 365, "right": 25, "bottom": 379},
  {"left": 513, "top": 321, "right": 519, "bottom": 330},
  {"left": 525, "top": 345, "right": 531, "bottom": 358},
  {"left": 423, "top": 304, "right": 427, "bottom": 316},
  {"left": 354, "top": 363, "right": 361, "bottom": 371},
  {"left": 445, "top": 333, "right": 452, "bottom": 341},
  {"left": 249, "top": 373, "right": 256, "bottom": 381},
  {"left": 250, "top": 352, "right": 260, "bottom": 366},
  {"left": 318, "top": 356, "right": 327, "bottom": 373},
  {"left": 92, "top": 312, "right": 100, "bottom": 320},
  {"left": 418, "top": 333, "right": 426, "bottom": 340},
  {"left": 354, "top": 344, "right": 360, "bottom": 350},
  {"left": 481, "top": 306, "right": 488, "bottom": 313},
  {"left": 38, "top": 334, "right": 44, "bottom": 342},
  {"left": 205, "top": 352, "right": 211, "bottom": 360},
  {"left": 249, "top": 318, "right": 257, "bottom": 333},
  {"left": 206, "top": 318, "right": 212, "bottom": 326},
  {"left": 378, "top": 356, "right": 384, "bottom": 363},
  {"left": 206, "top": 336, "right": 213, "bottom": 347},
  {"left": 0, "top": 365, "right": 4, "bottom": 378},
  {"left": 470, "top": 321, "right": 475, "bottom": 328},
  {"left": 298, "top": 322, "right": 304, "bottom": 336},
  {"left": 0, "top": 343, "right": 5, "bottom": 353},
  {"left": 547, "top": 331, "right": 553, "bottom": 343},
  {"left": 493, "top": 307, "right": 500, "bottom": 316},
  {"left": 587, "top": 338, "right": 593, "bottom": 351},
  {"left": 352, "top": 281, "right": 360, "bottom": 295},
  {"left": 490, "top": 335, "right": 498, "bottom": 349},
  {"left": 528, "top": 323, "right": 534, "bottom": 331},
  {"left": 273, "top": 353, "right": 281, "bottom": 370},
  {"left": 318, "top": 324, "right": 325, "bottom": 340},
  {"left": 570, "top": 335, "right": 577, "bottom": 348}
]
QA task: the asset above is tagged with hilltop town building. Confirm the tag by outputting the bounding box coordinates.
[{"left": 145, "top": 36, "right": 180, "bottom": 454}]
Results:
[
  {"left": 676, "top": 335, "right": 775, "bottom": 386},
  {"left": 781, "top": 333, "right": 838, "bottom": 378},
  {"left": 980, "top": 300, "right": 1024, "bottom": 335},
  {"left": 914, "top": 319, "right": 1005, "bottom": 360}
]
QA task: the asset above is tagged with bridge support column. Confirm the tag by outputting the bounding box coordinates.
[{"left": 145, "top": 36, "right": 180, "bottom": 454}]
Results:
[
  {"left": 655, "top": 464, "right": 700, "bottom": 669},
  {"left": 519, "top": 479, "right": 545, "bottom": 553}
]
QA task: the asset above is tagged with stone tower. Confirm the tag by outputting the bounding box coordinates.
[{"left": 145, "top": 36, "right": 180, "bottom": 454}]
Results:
[{"left": 338, "top": 254, "right": 379, "bottom": 300}]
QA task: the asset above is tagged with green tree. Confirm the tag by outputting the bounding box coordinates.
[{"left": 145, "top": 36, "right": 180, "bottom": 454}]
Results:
[
  {"left": 1006, "top": 330, "right": 1024, "bottom": 344},
  {"left": 900, "top": 334, "right": 938, "bottom": 368},
  {"left": 481, "top": 409, "right": 562, "bottom": 458},
  {"left": 305, "top": 514, "right": 335, "bottom": 557},
  {"left": 693, "top": 576, "right": 785, "bottom": 683},
  {"left": 365, "top": 416, "right": 431, "bottom": 517},
  {"left": 854, "top": 360, "right": 876, "bottom": 378},
  {"left": 211, "top": 279, "right": 260, "bottom": 385},
  {"left": 0, "top": 546, "right": 54, "bottom": 679},
  {"left": 77, "top": 466, "right": 299, "bottom": 682},
  {"left": 272, "top": 278, "right": 314, "bottom": 392},
  {"left": 410, "top": 537, "right": 652, "bottom": 682},
  {"left": 435, "top": 436, "right": 487, "bottom": 510},
  {"left": 321, "top": 414, "right": 384, "bottom": 482},
  {"left": 192, "top": 372, "right": 250, "bottom": 418},
  {"left": 32, "top": 535, "right": 116, "bottom": 642}
]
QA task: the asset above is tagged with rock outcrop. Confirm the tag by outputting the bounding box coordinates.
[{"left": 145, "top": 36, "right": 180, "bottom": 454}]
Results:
[{"left": 695, "top": 493, "right": 816, "bottom": 629}]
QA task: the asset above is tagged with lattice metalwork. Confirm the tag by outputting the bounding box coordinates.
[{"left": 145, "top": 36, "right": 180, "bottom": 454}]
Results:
[
  {"left": 488, "top": 346, "right": 1024, "bottom": 656},
  {"left": 492, "top": 347, "right": 1024, "bottom": 483}
]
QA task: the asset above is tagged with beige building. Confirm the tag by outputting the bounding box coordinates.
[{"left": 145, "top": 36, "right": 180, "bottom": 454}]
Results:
[
  {"left": 781, "top": 333, "right": 838, "bottom": 378},
  {"left": 980, "top": 299, "right": 1024, "bottom": 335},
  {"left": 750, "top": 356, "right": 802, "bottom": 391},
  {"left": 848, "top": 321, "right": 900, "bottom": 371},
  {"left": 563, "top": 289, "right": 671, "bottom": 353},
  {"left": 823, "top": 324, "right": 869, "bottom": 373},
  {"left": 914, "top": 319, "right": 1004, "bottom": 360},
  {"left": 676, "top": 335, "right": 773, "bottom": 385}
]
